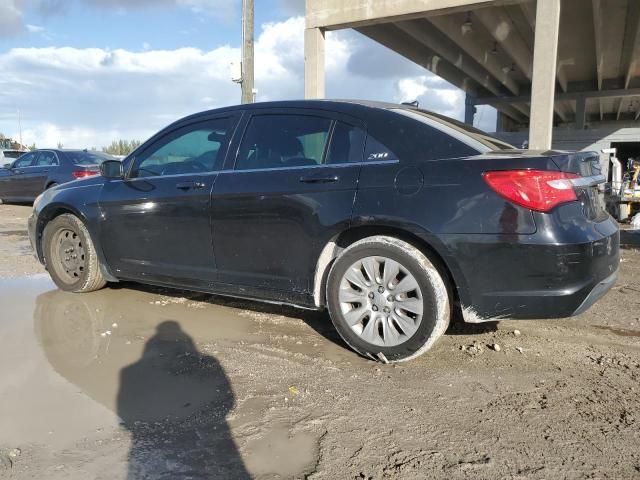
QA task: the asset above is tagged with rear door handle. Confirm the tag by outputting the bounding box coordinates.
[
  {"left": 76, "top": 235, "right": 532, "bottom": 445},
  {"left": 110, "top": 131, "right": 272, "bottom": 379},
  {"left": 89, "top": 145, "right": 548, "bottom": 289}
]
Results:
[
  {"left": 299, "top": 174, "right": 339, "bottom": 184},
  {"left": 176, "top": 181, "right": 206, "bottom": 190}
]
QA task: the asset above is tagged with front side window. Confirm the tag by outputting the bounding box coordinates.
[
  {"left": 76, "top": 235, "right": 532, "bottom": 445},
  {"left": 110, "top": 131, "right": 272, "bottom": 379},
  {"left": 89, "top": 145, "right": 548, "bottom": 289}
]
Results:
[
  {"left": 235, "top": 114, "right": 332, "bottom": 170},
  {"left": 35, "top": 151, "right": 58, "bottom": 166},
  {"left": 13, "top": 153, "right": 35, "bottom": 168},
  {"left": 131, "top": 118, "right": 234, "bottom": 178}
]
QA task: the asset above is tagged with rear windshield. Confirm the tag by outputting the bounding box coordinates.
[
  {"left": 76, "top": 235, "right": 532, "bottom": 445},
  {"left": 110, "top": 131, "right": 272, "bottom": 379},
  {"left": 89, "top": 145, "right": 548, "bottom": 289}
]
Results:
[
  {"left": 65, "top": 151, "right": 115, "bottom": 165},
  {"left": 3, "top": 151, "right": 24, "bottom": 159},
  {"left": 391, "top": 108, "right": 515, "bottom": 151}
]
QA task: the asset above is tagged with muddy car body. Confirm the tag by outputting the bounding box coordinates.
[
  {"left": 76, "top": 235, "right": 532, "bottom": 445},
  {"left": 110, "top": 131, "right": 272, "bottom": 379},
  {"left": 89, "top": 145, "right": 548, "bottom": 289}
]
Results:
[{"left": 28, "top": 100, "right": 620, "bottom": 361}]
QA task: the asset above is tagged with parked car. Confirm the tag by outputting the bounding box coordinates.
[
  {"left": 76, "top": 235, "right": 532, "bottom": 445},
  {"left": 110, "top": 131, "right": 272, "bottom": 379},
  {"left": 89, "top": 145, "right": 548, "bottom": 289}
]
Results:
[
  {"left": 0, "top": 149, "right": 116, "bottom": 203},
  {"left": 28, "top": 101, "right": 620, "bottom": 362},
  {"left": 0, "top": 149, "right": 27, "bottom": 164}
]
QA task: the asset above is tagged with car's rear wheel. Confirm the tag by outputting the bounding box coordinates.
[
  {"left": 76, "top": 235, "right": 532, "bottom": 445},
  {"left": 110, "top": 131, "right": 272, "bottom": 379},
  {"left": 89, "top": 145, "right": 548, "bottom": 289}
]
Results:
[
  {"left": 326, "top": 236, "right": 450, "bottom": 362},
  {"left": 43, "top": 214, "right": 107, "bottom": 293}
]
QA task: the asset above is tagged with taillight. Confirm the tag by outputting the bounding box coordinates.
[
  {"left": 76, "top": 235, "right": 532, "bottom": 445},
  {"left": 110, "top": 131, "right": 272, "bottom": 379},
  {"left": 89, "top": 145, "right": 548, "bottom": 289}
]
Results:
[
  {"left": 482, "top": 170, "right": 579, "bottom": 212},
  {"left": 72, "top": 170, "right": 98, "bottom": 179}
]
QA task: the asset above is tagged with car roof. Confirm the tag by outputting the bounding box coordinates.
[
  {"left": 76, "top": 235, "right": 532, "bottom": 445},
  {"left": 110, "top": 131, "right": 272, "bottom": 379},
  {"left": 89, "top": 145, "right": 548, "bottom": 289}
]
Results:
[{"left": 179, "top": 99, "right": 418, "bottom": 122}]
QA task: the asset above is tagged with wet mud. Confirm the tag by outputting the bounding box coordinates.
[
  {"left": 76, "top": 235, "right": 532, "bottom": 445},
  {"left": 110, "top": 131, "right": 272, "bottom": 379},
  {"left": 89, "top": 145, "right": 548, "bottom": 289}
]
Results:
[{"left": 1, "top": 204, "right": 640, "bottom": 479}]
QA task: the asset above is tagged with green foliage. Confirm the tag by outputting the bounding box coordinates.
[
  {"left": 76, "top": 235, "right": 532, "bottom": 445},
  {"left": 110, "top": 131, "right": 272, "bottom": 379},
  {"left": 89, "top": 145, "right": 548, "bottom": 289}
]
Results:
[{"left": 103, "top": 139, "right": 142, "bottom": 156}]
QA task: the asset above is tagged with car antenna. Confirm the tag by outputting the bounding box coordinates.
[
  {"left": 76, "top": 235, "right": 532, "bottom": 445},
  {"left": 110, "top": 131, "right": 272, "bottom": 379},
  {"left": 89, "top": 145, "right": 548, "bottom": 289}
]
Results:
[{"left": 401, "top": 100, "right": 419, "bottom": 108}]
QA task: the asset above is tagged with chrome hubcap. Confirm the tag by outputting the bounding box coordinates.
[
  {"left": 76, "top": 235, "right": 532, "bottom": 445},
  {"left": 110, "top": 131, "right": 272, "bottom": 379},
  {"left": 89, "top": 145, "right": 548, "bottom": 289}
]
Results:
[{"left": 338, "top": 256, "right": 424, "bottom": 347}]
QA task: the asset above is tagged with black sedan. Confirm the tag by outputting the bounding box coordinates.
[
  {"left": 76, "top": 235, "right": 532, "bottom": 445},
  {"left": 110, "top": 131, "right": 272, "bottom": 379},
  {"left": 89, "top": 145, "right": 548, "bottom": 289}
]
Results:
[
  {"left": 27, "top": 100, "right": 619, "bottom": 362},
  {"left": 0, "top": 149, "right": 116, "bottom": 203}
]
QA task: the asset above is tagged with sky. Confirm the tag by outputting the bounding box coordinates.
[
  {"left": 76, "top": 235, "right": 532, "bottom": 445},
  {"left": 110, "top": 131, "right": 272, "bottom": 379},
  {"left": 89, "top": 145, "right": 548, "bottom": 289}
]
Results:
[{"left": 0, "top": 0, "right": 497, "bottom": 149}]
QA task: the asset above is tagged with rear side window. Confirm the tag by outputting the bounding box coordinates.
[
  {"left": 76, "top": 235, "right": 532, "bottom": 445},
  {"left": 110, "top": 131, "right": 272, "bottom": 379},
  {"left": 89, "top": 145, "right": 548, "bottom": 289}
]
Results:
[
  {"left": 326, "top": 122, "right": 366, "bottom": 164},
  {"left": 366, "top": 110, "right": 479, "bottom": 162},
  {"left": 364, "top": 135, "right": 399, "bottom": 162},
  {"left": 235, "top": 115, "right": 332, "bottom": 170},
  {"left": 66, "top": 151, "right": 114, "bottom": 165},
  {"left": 35, "top": 151, "right": 58, "bottom": 166}
]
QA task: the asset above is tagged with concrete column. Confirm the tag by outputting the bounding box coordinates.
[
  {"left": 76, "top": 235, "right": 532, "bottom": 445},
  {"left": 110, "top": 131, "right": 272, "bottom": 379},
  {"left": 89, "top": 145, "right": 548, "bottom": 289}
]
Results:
[
  {"left": 528, "top": 0, "right": 561, "bottom": 150},
  {"left": 464, "top": 94, "right": 476, "bottom": 125},
  {"left": 575, "top": 96, "right": 586, "bottom": 129},
  {"left": 304, "top": 28, "right": 325, "bottom": 99},
  {"left": 496, "top": 111, "right": 504, "bottom": 133}
]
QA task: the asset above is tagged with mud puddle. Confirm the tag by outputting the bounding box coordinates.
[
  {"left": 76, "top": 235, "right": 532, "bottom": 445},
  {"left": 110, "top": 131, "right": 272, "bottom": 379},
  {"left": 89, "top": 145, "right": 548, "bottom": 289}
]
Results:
[{"left": 0, "top": 275, "right": 343, "bottom": 478}]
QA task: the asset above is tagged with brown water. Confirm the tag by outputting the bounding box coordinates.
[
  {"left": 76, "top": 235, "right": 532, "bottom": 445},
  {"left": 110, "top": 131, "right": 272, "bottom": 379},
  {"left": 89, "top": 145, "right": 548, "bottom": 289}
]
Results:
[{"left": 0, "top": 275, "right": 336, "bottom": 478}]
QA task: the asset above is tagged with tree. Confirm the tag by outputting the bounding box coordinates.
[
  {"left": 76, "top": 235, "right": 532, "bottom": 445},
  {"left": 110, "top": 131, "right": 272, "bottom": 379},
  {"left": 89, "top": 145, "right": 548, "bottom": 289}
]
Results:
[
  {"left": 57, "top": 141, "right": 64, "bottom": 149},
  {"left": 103, "top": 139, "right": 142, "bottom": 156},
  {"left": 29, "top": 143, "right": 37, "bottom": 151}
]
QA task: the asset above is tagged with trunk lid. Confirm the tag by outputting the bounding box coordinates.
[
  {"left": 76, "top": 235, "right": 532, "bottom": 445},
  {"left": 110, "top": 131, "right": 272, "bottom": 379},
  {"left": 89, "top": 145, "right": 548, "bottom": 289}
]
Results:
[{"left": 550, "top": 151, "right": 607, "bottom": 221}]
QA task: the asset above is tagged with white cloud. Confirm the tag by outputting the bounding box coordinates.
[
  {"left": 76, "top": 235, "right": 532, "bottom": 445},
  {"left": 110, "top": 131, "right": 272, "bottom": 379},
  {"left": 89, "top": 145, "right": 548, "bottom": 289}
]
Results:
[
  {"left": 0, "top": 15, "right": 487, "bottom": 149},
  {"left": 25, "top": 23, "right": 45, "bottom": 33}
]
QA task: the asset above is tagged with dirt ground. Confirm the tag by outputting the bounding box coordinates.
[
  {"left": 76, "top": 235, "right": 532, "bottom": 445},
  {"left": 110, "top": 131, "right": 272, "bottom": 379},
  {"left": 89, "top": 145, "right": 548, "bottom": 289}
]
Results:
[{"left": 0, "top": 203, "right": 639, "bottom": 480}]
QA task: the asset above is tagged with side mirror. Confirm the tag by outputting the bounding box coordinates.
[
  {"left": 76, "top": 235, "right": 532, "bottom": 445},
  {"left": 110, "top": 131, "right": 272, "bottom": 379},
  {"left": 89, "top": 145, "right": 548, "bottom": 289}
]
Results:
[
  {"left": 3, "top": 163, "right": 11, "bottom": 169},
  {"left": 100, "top": 160, "right": 124, "bottom": 179}
]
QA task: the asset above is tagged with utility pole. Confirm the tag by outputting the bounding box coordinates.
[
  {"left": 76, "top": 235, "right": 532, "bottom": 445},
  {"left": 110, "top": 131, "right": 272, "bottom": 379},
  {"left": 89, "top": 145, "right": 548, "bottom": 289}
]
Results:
[
  {"left": 17, "top": 110, "right": 23, "bottom": 147},
  {"left": 241, "top": 0, "right": 254, "bottom": 104}
]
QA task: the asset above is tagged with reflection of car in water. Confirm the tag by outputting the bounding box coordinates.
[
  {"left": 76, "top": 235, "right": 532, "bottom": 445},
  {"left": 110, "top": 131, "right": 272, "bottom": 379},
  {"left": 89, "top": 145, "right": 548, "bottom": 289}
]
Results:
[{"left": 33, "top": 289, "right": 250, "bottom": 478}]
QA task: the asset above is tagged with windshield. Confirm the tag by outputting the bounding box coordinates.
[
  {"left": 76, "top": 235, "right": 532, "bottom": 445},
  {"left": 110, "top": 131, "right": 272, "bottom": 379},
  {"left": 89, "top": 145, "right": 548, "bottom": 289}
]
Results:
[
  {"left": 391, "top": 108, "right": 515, "bottom": 151},
  {"left": 65, "top": 151, "right": 116, "bottom": 165}
]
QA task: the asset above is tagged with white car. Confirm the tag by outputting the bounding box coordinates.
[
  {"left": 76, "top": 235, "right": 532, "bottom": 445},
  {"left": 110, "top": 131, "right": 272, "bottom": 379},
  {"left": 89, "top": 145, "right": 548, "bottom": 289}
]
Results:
[{"left": 0, "top": 149, "right": 27, "bottom": 167}]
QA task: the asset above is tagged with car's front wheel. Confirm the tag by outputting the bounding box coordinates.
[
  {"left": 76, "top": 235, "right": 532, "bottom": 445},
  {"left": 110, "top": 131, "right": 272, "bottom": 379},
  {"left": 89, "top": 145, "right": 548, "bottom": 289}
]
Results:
[
  {"left": 326, "top": 236, "right": 450, "bottom": 362},
  {"left": 42, "top": 214, "right": 107, "bottom": 293}
]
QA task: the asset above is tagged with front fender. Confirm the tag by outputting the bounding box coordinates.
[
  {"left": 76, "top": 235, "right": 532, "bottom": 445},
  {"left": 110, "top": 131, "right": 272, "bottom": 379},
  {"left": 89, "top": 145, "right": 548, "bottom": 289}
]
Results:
[{"left": 33, "top": 182, "right": 118, "bottom": 282}]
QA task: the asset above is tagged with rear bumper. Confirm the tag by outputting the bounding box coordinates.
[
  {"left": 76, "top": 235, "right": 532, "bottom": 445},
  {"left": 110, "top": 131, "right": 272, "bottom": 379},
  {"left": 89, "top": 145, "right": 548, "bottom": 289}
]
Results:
[{"left": 442, "top": 215, "right": 620, "bottom": 321}]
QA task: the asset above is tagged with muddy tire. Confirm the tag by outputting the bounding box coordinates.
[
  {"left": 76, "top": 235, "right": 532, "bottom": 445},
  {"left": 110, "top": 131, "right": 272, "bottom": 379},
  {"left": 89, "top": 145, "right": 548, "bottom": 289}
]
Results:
[
  {"left": 42, "top": 214, "right": 107, "bottom": 293},
  {"left": 326, "top": 236, "right": 450, "bottom": 362}
]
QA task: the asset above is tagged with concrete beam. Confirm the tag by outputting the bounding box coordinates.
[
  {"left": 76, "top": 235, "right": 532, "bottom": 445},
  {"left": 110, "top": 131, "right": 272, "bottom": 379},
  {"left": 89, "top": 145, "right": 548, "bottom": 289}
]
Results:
[
  {"left": 621, "top": 1, "right": 640, "bottom": 89},
  {"left": 356, "top": 23, "right": 479, "bottom": 95},
  {"left": 473, "top": 7, "right": 533, "bottom": 80},
  {"left": 304, "top": 27, "right": 325, "bottom": 99},
  {"left": 357, "top": 23, "right": 527, "bottom": 124},
  {"left": 395, "top": 20, "right": 531, "bottom": 119},
  {"left": 529, "top": 0, "right": 560, "bottom": 150},
  {"left": 396, "top": 20, "right": 506, "bottom": 98},
  {"left": 474, "top": 87, "right": 640, "bottom": 105},
  {"left": 519, "top": 0, "right": 536, "bottom": 29},
  {"left": 427, "top": 14, "right": 521, "bottom": 95},
  {"left": 306, "top": 0, "right": 516, "bottom": 30}
]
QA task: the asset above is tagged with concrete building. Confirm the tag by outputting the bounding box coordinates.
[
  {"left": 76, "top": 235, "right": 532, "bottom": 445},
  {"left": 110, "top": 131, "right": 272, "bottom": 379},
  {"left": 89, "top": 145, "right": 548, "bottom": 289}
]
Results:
[{"left": 304, "top": 0, "right": 640, "bottom": 167}]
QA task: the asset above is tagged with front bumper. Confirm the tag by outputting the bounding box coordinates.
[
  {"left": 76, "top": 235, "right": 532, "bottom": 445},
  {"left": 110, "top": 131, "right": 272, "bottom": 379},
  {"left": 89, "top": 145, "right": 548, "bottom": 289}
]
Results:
[
  {"left": 27, "top": 212, "right": 42, "bottom": 263},
  {"left": 443, "top": 216, "right": 620, "bottom": 321}
]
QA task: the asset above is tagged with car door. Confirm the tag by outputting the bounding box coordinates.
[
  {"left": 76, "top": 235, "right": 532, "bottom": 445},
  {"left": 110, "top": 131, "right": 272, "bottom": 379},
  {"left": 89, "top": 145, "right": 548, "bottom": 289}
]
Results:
[
  {"left": 0, "top": 153, "right": 37, "bottom": 200},
  {"left": 31, "top": 150, "right": 59, "bottom": 195},
  {"left": 211, "top": 109, "right": 366, "bottom": 299},
  {"left": 98, "top": 114, "right": 241, "bottom": 288}
]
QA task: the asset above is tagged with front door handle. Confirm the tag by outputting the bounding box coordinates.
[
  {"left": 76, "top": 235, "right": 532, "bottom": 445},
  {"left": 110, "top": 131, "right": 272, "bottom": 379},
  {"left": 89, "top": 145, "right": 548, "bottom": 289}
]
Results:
[
  {"left": 299, "top": 174, "right": 339, "bottom": 184},
  {"left": 176, "top": 181, "right": 206, "bottom": 190}
]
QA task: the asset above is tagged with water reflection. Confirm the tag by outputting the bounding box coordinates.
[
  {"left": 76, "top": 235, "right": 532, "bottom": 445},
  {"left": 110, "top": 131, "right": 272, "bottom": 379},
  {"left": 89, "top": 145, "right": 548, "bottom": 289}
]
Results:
[{"left": 33, "top": 290, "right": 250, "bottom": 479}]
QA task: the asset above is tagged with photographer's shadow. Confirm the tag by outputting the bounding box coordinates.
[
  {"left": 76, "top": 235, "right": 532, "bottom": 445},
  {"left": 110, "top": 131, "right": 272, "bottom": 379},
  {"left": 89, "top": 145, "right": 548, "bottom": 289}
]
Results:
[{"left": 117, "top": 320, "right": 250, "bottom": 479}]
